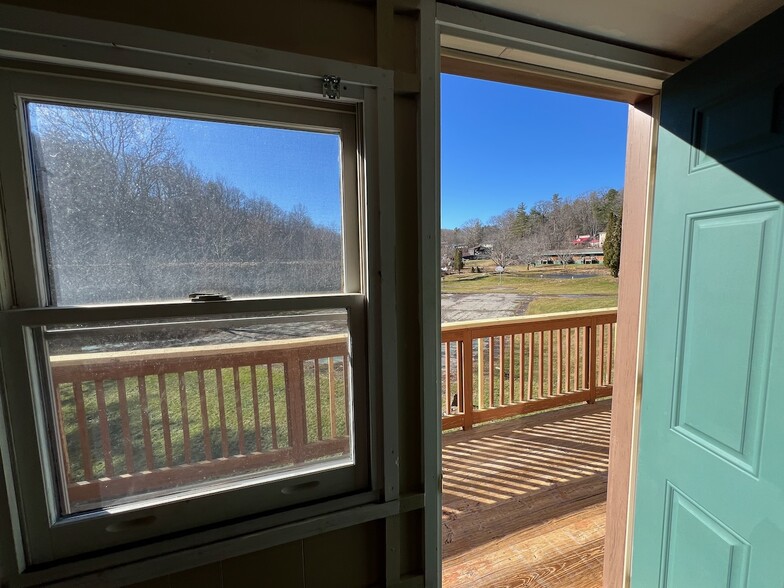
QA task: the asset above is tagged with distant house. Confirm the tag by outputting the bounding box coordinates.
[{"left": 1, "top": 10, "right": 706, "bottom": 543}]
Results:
[
  {"left": 539, "top": 248, "right": 604, "bottom": 265},
  {"left": 571, "top": 234, "right": 602, "bottom": 247},
  {"left": 462, "top": 245, "right": 492, "bottom": 260}
]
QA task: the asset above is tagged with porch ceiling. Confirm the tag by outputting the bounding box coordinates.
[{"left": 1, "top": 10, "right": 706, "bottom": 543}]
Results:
[{"left": 447, "top": 0, "right": 784, "bottom": 59}]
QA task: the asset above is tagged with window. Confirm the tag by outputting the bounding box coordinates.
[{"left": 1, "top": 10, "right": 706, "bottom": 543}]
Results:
[{"left": 0, "top": 65, "right": 379, "bottom": 567}]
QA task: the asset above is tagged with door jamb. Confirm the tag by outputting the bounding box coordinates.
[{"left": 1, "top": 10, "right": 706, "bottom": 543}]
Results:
[{"left": 424, "top": 6, "right": 664, "bottom": 587}]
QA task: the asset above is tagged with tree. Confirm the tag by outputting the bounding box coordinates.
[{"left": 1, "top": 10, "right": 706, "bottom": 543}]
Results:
[
  {"left": 487, "top": 210, "right": 519, "bottom": 269},
  {"left": 453, "top": 248, "right": 464, "bottom": 274},
  {"left": 511, "top": 202, "right": 529, "bottom": 238},
  {"left": 460, "top": 218, "right": 485, "bottom": 249},
  {"left": 603, "top": 211, "right": 622, "bottom": 277}
]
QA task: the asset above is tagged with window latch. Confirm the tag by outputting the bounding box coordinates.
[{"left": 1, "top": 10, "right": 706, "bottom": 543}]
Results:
[
  {"left": 322, "top": 75, "right": 341, "bottom": 100},
  {"left": 189, "top": 292, "right": 231, "bottom": 302}
]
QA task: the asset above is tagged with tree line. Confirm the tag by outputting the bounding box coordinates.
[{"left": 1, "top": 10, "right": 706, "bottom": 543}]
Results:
[
  {"left": 442, "top": 188, "right": 623, "bottom": 276},
  {"left": 30, "top": 106, "right": 342, "bottom": 305}
]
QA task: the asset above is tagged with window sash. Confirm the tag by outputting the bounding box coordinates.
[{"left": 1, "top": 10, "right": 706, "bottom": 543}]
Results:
[
  {"left": 0, "top": 69, "right": 362, "bottom": 308},
  {"left": 0, "top": 293, "right": 369, "bottom": 563},
  {"left": 0, "top": 68, "right": 374, "bottom": 566}
]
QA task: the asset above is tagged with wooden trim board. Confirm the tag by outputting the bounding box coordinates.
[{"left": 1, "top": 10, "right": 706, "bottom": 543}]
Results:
[{"left": 603, "top": 96, "right": 658, "bottom": 588}]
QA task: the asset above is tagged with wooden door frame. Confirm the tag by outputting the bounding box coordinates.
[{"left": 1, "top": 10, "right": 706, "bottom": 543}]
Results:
[
  {"left": 603, "top": 96, "right": 659, "bottom": 588},
  {"left": 424, "top": 5, "right": 668, "bottom": 587}
]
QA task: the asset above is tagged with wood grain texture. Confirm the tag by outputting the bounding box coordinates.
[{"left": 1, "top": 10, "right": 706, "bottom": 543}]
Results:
[
  {"left": 603, "top": 98, "right": 656, "bottom": 588},
  {"left": 443, "top": 401, "right": 611, "bottom": 588}
]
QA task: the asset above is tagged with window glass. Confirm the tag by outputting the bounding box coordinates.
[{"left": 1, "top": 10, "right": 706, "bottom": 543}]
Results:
[
  {"left": 26, "top": 102, "right": 344, "bottom": 305},
  {"left": 41, "top": 310, "right": 353, "bottom": 514}
]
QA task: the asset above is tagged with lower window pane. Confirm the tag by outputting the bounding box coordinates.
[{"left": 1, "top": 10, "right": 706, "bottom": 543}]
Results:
[{"left": 39, "top": 311, "right": 353, "bottom": 514}]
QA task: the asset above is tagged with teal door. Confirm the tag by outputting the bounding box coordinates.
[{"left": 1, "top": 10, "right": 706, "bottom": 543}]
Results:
[{"left": 631, "top": 8, "right": 784, "bottom": 588}]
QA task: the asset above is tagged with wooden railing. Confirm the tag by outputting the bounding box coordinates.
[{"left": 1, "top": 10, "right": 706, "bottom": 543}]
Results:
[
  {"left": 52, "top": 309, "right": 616, "bottom": 507},
  {"left": 441, "top": 309, "right": 617, "bottom": 430},
  {"left": 51, "top": 334, "right": 350, "bottom": 509}
]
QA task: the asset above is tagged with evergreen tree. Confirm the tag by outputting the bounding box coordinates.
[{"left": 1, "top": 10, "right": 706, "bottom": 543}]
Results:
[
  {"left": 453, "top": 248, "right": 464, "bottom": 274},
  {"left": 512, "top": 202, "right": 529, "bottom": 238},
  {"left": 603, "top": 212, "right": 622, "bottom": 277}
]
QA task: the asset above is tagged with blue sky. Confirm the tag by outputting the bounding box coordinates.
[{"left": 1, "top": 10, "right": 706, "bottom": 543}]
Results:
[
  {"left": 441, "top": 74, "right": 628, "bottom": 229},
  {"left": 172, "top": 120, "right": 342, "bottom": 229}
]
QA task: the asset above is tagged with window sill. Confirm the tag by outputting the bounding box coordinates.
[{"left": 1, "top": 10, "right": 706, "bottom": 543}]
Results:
[{"left": 12, "top": 491, "right": 428, "bottom": 587}]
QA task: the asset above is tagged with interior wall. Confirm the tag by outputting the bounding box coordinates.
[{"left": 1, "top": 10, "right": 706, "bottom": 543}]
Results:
[{"left": 0, "top": 1, "right": 426, "bottom": 586}]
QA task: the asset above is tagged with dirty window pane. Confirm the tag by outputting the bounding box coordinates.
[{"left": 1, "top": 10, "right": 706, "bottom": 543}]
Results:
[
  {"left": 42, "top": 310, "right": 353, "bottom": 514},
  {"left": 26, "top": 102, "right": 344, "bottom": 305}
]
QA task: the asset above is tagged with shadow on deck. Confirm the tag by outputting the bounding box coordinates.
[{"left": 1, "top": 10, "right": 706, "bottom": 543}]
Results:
[{"left": 442, "top": 401, "right": 611, "bottom": 588}]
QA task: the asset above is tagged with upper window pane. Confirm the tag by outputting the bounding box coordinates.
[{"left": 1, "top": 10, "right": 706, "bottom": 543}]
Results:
[{"left": 26, "top": 102, "right": 345, "bottom": 305}]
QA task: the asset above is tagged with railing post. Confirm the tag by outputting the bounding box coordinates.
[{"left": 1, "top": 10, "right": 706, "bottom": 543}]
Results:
[
  {"left": 284, "top": 350, "right": 307, "bottom": 462},
  {"left": 461, "top": 330, "right": 474, "bottom": 430},
  {"left": 587, "top": 320, "right": 597, "bottom": 404}
]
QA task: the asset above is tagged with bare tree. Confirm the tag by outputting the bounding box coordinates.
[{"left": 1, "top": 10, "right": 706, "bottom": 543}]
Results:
[
  {"left": 460, "top": 218, "right": 485, "bottom": 249},
  {"left": 486, "top": 210, "right": 519, "bottom": 269}
]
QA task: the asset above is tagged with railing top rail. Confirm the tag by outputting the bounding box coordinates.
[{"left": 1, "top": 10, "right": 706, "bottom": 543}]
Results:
[
  {"left": 440, "top": 308, "right": 618, "bottom": 335},
  {"left": 50, "top": 333, "right": 348, "bottom": 369}
]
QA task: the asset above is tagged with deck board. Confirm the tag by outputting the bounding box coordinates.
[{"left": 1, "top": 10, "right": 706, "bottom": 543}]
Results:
[{"left": 442, "top": 401, "right": 611, "bottom": 588}]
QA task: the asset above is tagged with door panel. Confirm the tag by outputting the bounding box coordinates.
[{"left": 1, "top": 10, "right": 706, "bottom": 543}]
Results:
[{"left": 632, "top": 7, "right": 784, "bottom": 587}]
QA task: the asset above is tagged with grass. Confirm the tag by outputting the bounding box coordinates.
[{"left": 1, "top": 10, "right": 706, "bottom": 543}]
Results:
[
  {"left": 442, "top": 264, "right": 618, "bottom": 296},
  {"left": 526, "top": 296, "right": 617, "bottom": 315},
  {"left": 442, "top": 263, "right": 618, "bottom": 317}
]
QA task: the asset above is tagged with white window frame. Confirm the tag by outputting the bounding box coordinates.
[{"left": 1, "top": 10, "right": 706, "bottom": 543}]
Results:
[{"left": 0, "top": 8, "right": 399, "bottom": 583}]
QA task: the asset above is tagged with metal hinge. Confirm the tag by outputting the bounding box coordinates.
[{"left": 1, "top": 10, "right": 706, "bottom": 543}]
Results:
[{"left": 322, "top": 74, "right": 341, "bottom": 100}]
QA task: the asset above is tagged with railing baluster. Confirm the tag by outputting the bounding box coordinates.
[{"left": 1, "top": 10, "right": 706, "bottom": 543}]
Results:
[
  {"left": 178, "top": 372, "right": 192, "bottom": 464},
  {"left": 489, "top": 336, "right": 495, "bottom": 407},
  {"left": 456, "top": 340, "right": 464, "bottom": 413},
  {"left": 527, "top": 333, "right": 533, "bottom": 401},
  {"left": 215, "top": 368, "right": 229, "bottom": 458},
  {"left": 250, "top": 365, "right": 262, "bottom": 452},
  {"left": 462, "top": 330, "right": 473, "bottom": 430},
  {"left": 538, "top": 331, "right": 544, "bottom": 399},
  {"left": 499, "top": 335, "right": 505, "bottom": 405},
  {"left": 343, "top": 354, "right": 349, "bottom": 422},
  {"left": 314, "top": 359, "right": 323, "bottom": 440},
  {"left": 284, "top": 353, "right": 307, "bottom": 462},
  {"left": 157, "top": 374, "right": 172, "bottom": 467},
  {"left": 73, "top": 381, "right": 93, "bottom": 480},
  {"left": 600, "top": 323, "right": 606, "bottom": 387},
  {"left": 116, "top": 378, "right": 135, "bottom": 474},
  {"left": 567, "top": 328, "right": 573, "bottom": 392},
  {"left": 587, "top": 321, "right": 597, "bottom": 403},
  {"left": 55, "top": 385, "right": 72, "bottom": 481},
  {"left": 95, "top": 380, "right": 114, "bottom": 477},
  {"left": 477, "top": 337, "right": 484, "bottom": 409},
  {"left": 267, "top": 364, "right": 279, "bottom": 449},
  {"left": 608, "top": 323, "right": 615, "bottom": 385},
  {"left": 518, "top": 334, "right": 524, "bottom": 403},
  {"left": 197, "top": 371, "right": 212, "bottom": 461},
  {"left": 138, "top": 376, "right": 155, "bottom": 470},
  {"left": 444, "top": 341, "right": 451, "bottom": 415},
  {"left": 556, "top": 329, "right": 562, "bottom": 395},
  {"left": 549, "top": 330, "right": 554, "bottom": 397},
  {"left": 510, "top": 334, "right": 515, "bottom": 404},
  {"left": 328, "top": 357, "right": 337, "bottom": 439},
  {"left": 233, "top": 366, "right": 245, "bottom": 455}
]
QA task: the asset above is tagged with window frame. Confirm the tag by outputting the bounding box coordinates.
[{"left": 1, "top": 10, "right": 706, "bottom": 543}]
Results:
[{"left": 0, "top": 28, "right": 398, "bottom": 578}]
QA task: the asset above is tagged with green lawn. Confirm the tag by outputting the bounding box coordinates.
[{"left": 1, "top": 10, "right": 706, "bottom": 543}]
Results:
[
  {"left": 442, "top": 264, "right": 618, "bottom": 315},
  {"left": 442, "top": 265, "right": 618, "bottom": 297},
  {"left": 526, "top": 296, "right": 617, "bottom": 315}
]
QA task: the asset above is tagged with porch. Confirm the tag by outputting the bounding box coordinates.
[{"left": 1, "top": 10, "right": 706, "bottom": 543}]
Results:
[{"left": 442, "top": 400, "right": 611, "bottom": 587}]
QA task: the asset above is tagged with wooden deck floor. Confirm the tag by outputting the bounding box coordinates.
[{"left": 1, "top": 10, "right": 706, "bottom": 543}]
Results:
[{"left": 442, "top": 401, "right": 611, "bottom": 588}]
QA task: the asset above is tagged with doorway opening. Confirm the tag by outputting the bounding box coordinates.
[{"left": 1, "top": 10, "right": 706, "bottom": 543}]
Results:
[{"left": 439, "top": 73, "right": 630, "bottom": 587}]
